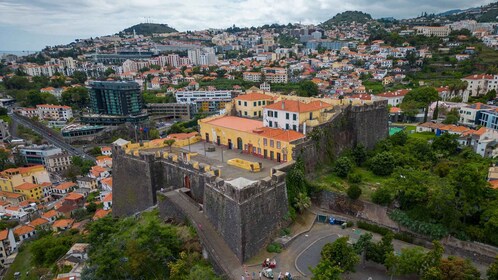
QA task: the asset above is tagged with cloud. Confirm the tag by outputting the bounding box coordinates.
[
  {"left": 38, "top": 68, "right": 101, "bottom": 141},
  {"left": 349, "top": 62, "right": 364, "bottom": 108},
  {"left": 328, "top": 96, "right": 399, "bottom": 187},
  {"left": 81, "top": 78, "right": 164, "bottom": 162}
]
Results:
[{"left": 0, "top": 0, "right": 495, "bottom": 50}]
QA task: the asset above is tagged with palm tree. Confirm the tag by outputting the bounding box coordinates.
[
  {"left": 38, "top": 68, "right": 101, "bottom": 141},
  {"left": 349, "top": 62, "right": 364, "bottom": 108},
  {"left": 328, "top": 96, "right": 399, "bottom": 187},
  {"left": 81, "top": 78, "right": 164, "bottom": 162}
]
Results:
[
  {"left": 163, "top": 139, "right": 175, "bottom": 152},
  {"left": 294, "top": 192, "right": 311, "bottom": 214}
]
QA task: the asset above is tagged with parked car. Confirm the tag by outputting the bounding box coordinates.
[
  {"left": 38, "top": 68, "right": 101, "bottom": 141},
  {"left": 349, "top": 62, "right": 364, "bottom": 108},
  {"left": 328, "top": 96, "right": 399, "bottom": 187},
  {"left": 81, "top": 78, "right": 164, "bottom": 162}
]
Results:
[{"left": 262, "top": 268, "right": 274, "bottom": 279}]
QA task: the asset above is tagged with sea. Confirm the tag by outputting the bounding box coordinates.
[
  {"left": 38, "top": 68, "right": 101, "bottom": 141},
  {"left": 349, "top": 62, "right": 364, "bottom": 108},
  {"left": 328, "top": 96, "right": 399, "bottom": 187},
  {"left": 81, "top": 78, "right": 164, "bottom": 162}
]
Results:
[{"left": 0, "top": 51, "right": 37, "bottom": 57}]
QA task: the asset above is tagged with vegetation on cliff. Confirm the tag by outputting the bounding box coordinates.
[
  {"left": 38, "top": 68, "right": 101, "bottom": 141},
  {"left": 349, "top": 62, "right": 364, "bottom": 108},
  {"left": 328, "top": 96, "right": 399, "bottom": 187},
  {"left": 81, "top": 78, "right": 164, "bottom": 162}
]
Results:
[
  {"left": 123, "top": 23, "right": 177, "bottom": 35},
  {"left": 322, "top": 11, "right": 372, "bottom": 27}
]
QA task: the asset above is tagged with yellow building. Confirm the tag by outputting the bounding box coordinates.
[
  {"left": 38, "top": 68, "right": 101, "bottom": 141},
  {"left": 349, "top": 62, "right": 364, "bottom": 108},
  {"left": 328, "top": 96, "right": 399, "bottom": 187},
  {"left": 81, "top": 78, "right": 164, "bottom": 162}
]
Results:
[
  {"left": 234, "top": 92, "right": 277, "bottom": 118},
  {"left": 14, "top": 182, "right": 43, "bottom": 200},
  {"left": 0, "top": 165, "right": 50, "bottom": 193},
  {"left": 199, "top": 116, "right": 304, "bottom": 162}
]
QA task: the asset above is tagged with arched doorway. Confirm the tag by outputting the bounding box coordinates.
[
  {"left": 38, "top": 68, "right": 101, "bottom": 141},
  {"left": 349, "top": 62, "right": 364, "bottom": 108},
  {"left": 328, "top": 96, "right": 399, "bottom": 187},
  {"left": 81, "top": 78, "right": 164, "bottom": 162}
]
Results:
[
  {"left": 205, "top": 133, "right": 210, "bottom": 142},
  {"left": 237, "top": 137, "right": 243, "bottom": 150},
  {"left": 228, "top": 139, "right": 232, "bottom": 149},
  {"left": 184, "top": 175, "right": 191, "bottom": 189}
]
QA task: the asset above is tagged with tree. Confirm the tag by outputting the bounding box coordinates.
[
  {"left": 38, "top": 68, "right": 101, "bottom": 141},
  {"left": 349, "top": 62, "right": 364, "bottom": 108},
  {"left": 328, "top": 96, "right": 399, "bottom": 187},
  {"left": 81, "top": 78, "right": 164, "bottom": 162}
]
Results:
[
  {"left": 402, "top": 87, "right": 439, "bottom": 122},
  {"left": 443, "top": 108, "right": 459, "bottom": 124},
  {"left": 320, "top": 237, "right": 359, "bottom": 273},
  {"left": 310, "top": 260, "right": 342, "bottom": 280},
  {"left": 164, "top": 139, "right": 175, "bottom": 152},
  {"left": 369, "top": 152, "right": 395, "bottom": 176},
  {"left": 351, "top": 144, "right": 367, "bottom": 166},
  {"left": 293, "top": 192, "right": 311, "bottom": 214},
  {"left": 433, "top": 100, "right": 439, "bottom": 120},
  {"left": 366, "top": 232, "right": 394, "bottom": 264},
  {"left": 431, "top": 256, "right": 480, "bottom": 280},
  {"left": 334, "top": 156, "right": 354, "bottom": 178},
  {"left": 71, "top": 71, "right": 87, "bottom": 84},
  {"left": 61, "top": 86, "right": 89, "bottom": 108},
  {"left": 104, "top": 68, "right": 116, "bottom": 77},
  {"left": 390, "top": 131, "right": 408, "bottom": 146},
  {"left": 432, "top": 133, "right": 459, "bottom": 155},
  {"left": 347, "top": 185, "right": 362, "bottom": 200},
  {"left": 487, "top": 257, "right": 498, "bottom": 280},
  {"left": 297, "top": 80, "right": 319, "bottom": 97},
  {"left": 386, "top": 246, "right": 427, "bottom": 276},
  {"left": 71, "top": 156, "right": 95, "bottom": 175}
]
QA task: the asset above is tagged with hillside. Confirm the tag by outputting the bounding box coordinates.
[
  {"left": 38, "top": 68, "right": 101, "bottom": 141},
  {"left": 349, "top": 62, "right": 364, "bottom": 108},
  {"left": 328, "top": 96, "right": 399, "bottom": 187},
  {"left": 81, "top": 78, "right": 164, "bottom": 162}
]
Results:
[
  {"left": 123, "top": 23, "right": 177, "bottom": 35},
  {"left": 322, "top": 11, "right": 372, "bottom": 27},
  {"left": 440, "top": 1, "right": 498, "bottom": 22}
]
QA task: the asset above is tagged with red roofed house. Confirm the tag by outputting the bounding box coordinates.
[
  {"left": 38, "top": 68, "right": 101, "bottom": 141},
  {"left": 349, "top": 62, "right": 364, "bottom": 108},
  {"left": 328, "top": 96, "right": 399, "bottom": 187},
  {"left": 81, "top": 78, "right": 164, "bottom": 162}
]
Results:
[
  {"left": 14, "top": 225, "right": 36, "bottom": 242},
  {"left": 93, "top": 209, "right": 111, "bottom": 221},
  {"left": 0, "top": 229, "right": 16, "bottom": 265},
  {"left": 462, "top": 74, "right": 497, "bottom": 102},
  {"left": 234, "top": 92, "right": 276, "bottom": 118},
  {"left": 42, "top": 210, "right": 60, "bottom": 223},
  {"left": 54, "top": 182, "right": 77, "bottom": 195},
  {"left": 101, "top": 146, "right": 112, "bottom": 156},
  {"left": 263, "top": 99, "right": 333, "bottom": 134},
  {"left": 102, "top": 193, "right": 112, "bottom": 210},
  {"left": 29, "top": 217, "right": 50, "bottom": 230},
  {"left": 372, "top": 89, "right": 410, "bottom": 107},
  {"left": 101, "top": 177, "right": 113, "bottom": 192},
  {"left": 52, "top": 219, "right": 75, "bottom": 232}
]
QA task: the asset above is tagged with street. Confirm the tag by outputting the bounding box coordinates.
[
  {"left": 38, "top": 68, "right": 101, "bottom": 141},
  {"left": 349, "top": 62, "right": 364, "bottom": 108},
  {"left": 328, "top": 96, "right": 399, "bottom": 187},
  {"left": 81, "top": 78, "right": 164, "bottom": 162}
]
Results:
[{"left": 9, "top": 112, "right": 96, "bottom": 162}]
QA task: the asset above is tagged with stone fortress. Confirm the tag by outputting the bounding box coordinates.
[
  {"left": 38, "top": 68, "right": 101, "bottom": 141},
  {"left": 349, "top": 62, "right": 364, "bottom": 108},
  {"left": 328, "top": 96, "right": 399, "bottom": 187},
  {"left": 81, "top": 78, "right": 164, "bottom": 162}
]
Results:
[{"left": 112, "top": 97, "right": 389, "bottom": 264}]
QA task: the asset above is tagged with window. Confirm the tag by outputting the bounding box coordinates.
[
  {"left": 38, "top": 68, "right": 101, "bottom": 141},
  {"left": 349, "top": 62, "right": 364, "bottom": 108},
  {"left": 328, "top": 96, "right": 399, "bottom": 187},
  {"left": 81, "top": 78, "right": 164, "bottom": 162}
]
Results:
[
  {"left": 263, "top": 101, "right": 266, "bottom": 105},
  {"left": 286, "top": 124, "right": 289, "bottom": 129},
  {"left": 275, "top": 122, "right": 278, "bottom": 128},
  {"left": 293, "top": 125, "right": 297, "bottom": 131},
  {"left": 254, "top": 111, "right": 257, "bottom": 116},
  {"left": 277, "top": 141, "right": 281, "bottom": 149},
  {"left": 258, "top": 148, "right": 261, "bottom": 154},
  {"left": 286, "top": 113, "right": 289, "bottom": 120},
  {"left": 309, "top": 112, "right": 313, "bottom": 120},
  {"left": 263, "top": 139, "right": 268, "bottom": 146},
  {"left": 275, "top": 112, "right": 278, "bottom": 118},
  {"left": 244, "top": 111, "right": 248, "bottom": 116},
  {"left": 244, "top": 101, "right": 247, "bottom": 106},
  {"left": 293, "top": 114, "right": 297, "bottom": 121},
  {"left": 253, "top": 102, "right": 257, "bottom": 106},
  {"left": 270, "top": 140, "right": 274, "bottom": 147},
  {"left": 238, "top": 101, "right": 241, "bottom": 106},
  {"left": 268, "top": 111, "right": 273, "bottom": 117},
  {"left": 269, "top": 121, "right": 273, "bottom": 127},
  {"left": 258, "top": 101, "right": 261, "bottom": 106},
  {"left": 283, "top": 154, "right": 287, "bottom": 162}
]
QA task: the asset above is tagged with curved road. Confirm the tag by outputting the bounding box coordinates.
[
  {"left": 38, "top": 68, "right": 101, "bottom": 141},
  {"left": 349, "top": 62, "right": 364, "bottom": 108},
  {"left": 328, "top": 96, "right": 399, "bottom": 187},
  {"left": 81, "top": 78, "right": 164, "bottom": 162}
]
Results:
[{"left": 10, "top": 113, "right": 96, "bottom": 161}]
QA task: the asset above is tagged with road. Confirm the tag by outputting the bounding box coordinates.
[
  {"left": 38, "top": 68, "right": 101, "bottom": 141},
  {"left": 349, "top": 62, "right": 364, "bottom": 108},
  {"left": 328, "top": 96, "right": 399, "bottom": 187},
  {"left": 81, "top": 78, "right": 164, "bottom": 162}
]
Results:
[{"left": 9, "top": 113, "right": 96, "bottom": 162}]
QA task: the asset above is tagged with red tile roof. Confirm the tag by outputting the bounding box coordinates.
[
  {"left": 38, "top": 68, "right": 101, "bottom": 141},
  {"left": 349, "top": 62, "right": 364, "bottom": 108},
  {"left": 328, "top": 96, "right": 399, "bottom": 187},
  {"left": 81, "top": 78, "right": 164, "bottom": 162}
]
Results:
[
  {"left": 55, "top": 182, "right": 77, "bottom": 190},
  {"left": 264, "top": 100, "right": 332, "bottom": 113},
  {"left": 235, "top": 93, "right": 275, "bottom": 101},
  {"left": 0, "top": 229, "right": 9, "bottom": 240},
  {"left": 463, "top": 74, "right": 494, "bottom": 80},
  {"left": 205, "top": 116, "right": 263, "bottom": 132},
  {"left": 53, "top": 219, "right": 74, "bottom": 229},
  {"left": 15, "top": 182, "right": 39, "bottom": 191},
  {"left": 14, "top": 225, "right": 35, "bottom": 236}
]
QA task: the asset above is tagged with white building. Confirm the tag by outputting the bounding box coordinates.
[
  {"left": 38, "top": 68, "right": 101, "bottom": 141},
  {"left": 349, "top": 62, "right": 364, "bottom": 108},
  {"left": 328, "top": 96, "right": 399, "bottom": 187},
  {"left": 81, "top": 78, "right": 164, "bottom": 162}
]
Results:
[
  {"left": 372, "top": 89, "right": 410, "bottom": 107},
  {"left": 36, "top": 104, "right": 73, "bottom": 121},
  {"left": 0, "top": 228, "right": 17, "bottom": 266},
  {"left": 175, "top": 90, "right": 232, "bottom": 104},
  {"left": 461, "top": 74, "right": 497, "bottom": 102},
  {"left": 414, "top": 26, "right": 451, "bottom": 37}
]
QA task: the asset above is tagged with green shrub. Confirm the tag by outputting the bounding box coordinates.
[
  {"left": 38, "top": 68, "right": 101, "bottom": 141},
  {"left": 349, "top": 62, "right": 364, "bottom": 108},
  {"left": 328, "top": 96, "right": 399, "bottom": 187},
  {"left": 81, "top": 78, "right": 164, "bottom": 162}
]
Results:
[
  {"left": 334, "top": 156, "right": 354, "bottom": 178},
  {"left": 389, "top": 210, "right": 448, "bottom": 240},
  {"left": 372, "top": 187, "right": 394, "bottom": 205},
  {"left": 280, "top": 228, "right": 291, "bottom": 236},
  {"left": 348, "top": 173, "right": 362, "bottom": 184},
  {"left": 266, "top": 242, "right": 283, "bottom": 253},
  {"left": 347, "top": 185, "right": 362, "bottom": 200},
  {"left": 356, "top": 221, "right": 414, "bottom": 243}
]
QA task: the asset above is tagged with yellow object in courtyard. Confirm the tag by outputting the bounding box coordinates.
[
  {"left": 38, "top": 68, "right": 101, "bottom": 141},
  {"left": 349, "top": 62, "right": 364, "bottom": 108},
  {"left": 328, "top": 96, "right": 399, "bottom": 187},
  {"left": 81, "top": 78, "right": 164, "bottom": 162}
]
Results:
[{"left": 227, "top": 158, "right": 261, "bottom": 172}]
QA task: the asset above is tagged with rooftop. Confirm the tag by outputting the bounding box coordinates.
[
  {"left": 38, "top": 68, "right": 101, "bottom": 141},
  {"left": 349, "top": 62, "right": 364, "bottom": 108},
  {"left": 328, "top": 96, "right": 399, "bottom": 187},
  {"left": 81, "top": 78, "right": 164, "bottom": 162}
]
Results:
[
  {"left": 205, "top": 116, "right": 263, "bottom": 132},
  {"left": 265, "top": 100, "right": 332, "bottom": 113}
]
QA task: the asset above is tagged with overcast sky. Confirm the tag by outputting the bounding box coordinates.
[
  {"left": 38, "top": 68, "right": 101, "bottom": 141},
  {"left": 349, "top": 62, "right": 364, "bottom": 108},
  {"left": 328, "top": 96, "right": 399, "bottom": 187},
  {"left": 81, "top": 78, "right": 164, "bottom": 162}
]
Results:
[{"left": 0, "top": 0, "right": 495, "bottom": 51}]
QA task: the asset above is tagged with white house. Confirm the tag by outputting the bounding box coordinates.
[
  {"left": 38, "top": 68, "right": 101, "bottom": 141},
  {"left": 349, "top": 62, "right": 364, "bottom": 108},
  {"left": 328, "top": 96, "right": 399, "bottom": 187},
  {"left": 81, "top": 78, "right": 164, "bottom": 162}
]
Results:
[
  {"left": 13, "top": 225, "right": 36, "bottom": 242},
  {"left": 372, "top": 89, "right": 410, "bottom": 107},
  {"left": 0, "top": 229, "right": 17, "bottom": 265}
]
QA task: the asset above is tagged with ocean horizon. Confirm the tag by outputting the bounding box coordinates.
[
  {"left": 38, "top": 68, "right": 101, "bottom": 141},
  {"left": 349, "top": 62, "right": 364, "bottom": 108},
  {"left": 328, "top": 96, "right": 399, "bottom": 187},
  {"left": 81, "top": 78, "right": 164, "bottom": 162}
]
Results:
[{"left": 0, "top": 50, "right": 38, "bottom": 56}]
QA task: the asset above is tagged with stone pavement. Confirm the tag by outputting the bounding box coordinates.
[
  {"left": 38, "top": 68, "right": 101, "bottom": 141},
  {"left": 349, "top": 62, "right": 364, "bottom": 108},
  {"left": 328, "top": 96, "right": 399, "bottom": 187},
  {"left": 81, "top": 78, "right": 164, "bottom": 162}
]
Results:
[{"left": 162, "top": 190, "right": 243, "bottom": 279}]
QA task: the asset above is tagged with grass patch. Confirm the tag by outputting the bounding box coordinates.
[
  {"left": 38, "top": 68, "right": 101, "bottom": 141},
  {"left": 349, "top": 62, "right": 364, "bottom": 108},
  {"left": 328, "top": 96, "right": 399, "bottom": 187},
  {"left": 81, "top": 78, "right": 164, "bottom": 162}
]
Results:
[
  {"left": 266, "top": 242, "right": 283, "bottom": 253},
  {"left": 407, "top": 131, "right": 435, "bottom": 141},
  {"left": 4, "top": 242, "right": 38, "bottom": 280},
  {"left": 311, "top": 167, "right": 391, "bottom": 201}
]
